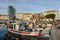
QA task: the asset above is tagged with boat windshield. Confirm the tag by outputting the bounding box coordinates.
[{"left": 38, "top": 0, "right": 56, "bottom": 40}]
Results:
[{"left": 9, "top": 24, "right": 13, "bottom": 29}]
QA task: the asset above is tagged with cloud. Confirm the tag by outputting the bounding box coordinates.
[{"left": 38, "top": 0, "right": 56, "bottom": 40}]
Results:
[
  {"left": 34, "top": 0, "right": 60, "bottom": 5},
  {"left": 0, "top": 2, "right": 8, "bottom": 14},
  {"left": 0, "top": 2, "right": 8, "bottom": 7}
]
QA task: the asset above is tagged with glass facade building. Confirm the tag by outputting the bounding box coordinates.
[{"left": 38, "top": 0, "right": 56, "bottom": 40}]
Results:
[{"left": 8, "top": 6, "right": 16, "bottom": 20}]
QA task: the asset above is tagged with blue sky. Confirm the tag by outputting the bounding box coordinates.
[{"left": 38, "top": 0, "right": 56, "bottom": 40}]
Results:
[{"left": 0, "top": 0, "right": 60, "bottom": 17}]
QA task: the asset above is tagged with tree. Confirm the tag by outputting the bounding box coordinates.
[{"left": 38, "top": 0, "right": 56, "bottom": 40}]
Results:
[
  {"left": 16, "top": 18, "right": 19, "bottom": 20},
  {"left": 13, "top": 16, "right": 16, "bottom": 20},
  {"left": 45, "top": 14, "right": 55, "bottom": 20}
]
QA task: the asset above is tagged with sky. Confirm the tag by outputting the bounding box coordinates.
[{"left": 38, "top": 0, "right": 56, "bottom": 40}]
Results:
[{"left": 0, "top": 0, "right": 60, "bottom": 17}]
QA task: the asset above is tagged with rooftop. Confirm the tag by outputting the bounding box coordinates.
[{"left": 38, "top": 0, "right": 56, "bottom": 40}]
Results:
[{"left": 45, "top": 10, "right": 58, "bottom": 13}]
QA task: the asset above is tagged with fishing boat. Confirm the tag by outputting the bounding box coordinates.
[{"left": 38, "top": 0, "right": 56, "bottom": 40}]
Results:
[{"left": 7, "top": 21, "right": 52, "bottom": 40}]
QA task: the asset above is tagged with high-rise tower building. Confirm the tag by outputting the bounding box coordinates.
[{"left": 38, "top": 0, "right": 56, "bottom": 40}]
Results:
[{"left": 8, "top": 6, "right": 16, "bottom": 20}]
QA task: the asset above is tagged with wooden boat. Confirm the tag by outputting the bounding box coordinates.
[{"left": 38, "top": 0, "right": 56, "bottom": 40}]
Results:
[
  {"left": 7, "top": 21, "right": 52, "bottom": 40},
  {"left": 7, "top": 22, "right": 40, "bottom": 37}
]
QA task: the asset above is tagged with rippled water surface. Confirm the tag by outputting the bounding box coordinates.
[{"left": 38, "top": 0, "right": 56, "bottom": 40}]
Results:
[{"left": 0, "top": 26, "right": 8, "bottom": 40}]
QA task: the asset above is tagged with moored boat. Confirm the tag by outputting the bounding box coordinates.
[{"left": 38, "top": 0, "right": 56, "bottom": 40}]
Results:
[{"left": 7, "top": 21, "right": 53, "bottom": 40}]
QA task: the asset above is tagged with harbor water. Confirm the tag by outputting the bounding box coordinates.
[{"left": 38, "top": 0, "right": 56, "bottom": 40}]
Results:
[{"left": 0, "top": 26, "right": 8, "bottom": 40}]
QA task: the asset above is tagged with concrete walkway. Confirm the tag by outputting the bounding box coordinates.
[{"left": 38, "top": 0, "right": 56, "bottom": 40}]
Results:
[{"left": 51, "top": 25, "right": 60, "bottom": 40}]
